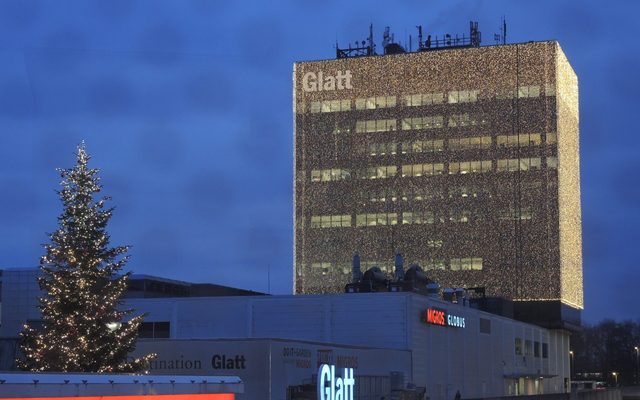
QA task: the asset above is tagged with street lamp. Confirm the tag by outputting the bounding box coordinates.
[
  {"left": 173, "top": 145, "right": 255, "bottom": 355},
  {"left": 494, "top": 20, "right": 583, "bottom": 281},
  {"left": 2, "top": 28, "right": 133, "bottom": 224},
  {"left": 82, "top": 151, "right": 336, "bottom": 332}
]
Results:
[
  {"left": 569, "top": 351, "right": 574, "bottom": 380},
  {"left": 612, "top": 372, "right": 618, "bottom": 387},
  {"left": 634, "top": 346, "right": 639, "bottom": 385}
]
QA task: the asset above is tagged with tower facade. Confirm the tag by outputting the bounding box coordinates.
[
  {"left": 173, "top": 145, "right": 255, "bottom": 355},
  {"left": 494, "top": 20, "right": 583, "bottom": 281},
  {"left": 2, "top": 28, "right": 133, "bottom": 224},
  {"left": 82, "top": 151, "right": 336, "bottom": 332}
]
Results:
[{"left": 293, "top": 41, "right": 582, "bottom": 327}]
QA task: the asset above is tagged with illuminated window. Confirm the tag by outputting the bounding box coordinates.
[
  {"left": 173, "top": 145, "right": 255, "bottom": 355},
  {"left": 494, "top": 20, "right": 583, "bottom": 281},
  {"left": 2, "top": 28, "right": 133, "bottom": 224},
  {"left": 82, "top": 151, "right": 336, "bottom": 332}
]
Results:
[
  {"left": 449, "top": 210, "right": 470, "bottom": 223},
  {"left": 449, "top": 185, "right": 491, "bottom": 199},
  {"left": 497, "top": 158, "right": 542, "bottom": 172},
  {"left": 310, "top": 215, "right": 352, "bottom": 228},
  {"left": 310, "top": 99, "right": 351, "bottom": 113},
  {"left": 355, "top": 213, "right": 398, "bottom": 227},
  {"left": 515, "top": 338, "right": 523, "bottom": 356},
  {"left": 401, "top": 139, "right": 444, "bottom": 154},
  {"left": 448, "top": 113, "right": 486, "bottom": 127},
  {"left": 355, "top": 96, "right": 397, "bottom": 110},
  {"left": 311, "top": 262, "right": 351, "bottom": 276},
  {"left": 311, "top": 169, "right": 351, "bottom": 182},
  {"left": 499, "top": 207, "right": 533, "bottom": 221},
  {"left": 449, "top": 257, "right": 483, "bottom": 271},
  {"left": 366, "top": 142, "right": 397, "bottom": 156},
  {"left": 401, "top": 187, "right": 444, "bottom": 202},
  {"left": 402, "top": 211, "right": 435, "bottom": 225},
  {"left": 544, "top": 83, "right": 556, "bottom": 96},
  {"left": 362, "top": 188, "right": 398, "bottom": 203},
  {"left": 427, "top": 239, "right": 443, "bottom": 248},
  {"left": 401, "top": 116, "right": 444, "bottom": 130},
  {"left": 448, "top": 90, "right": 479, "bottom": 104},
  {"left": 497, "top": 133, "right": 541, "bottom": 147},
  {"left": 424, "top": 259, "right": 446, "bottom": 270},
  {"left": 355, "top": 119, "right": 397, "bottom": 133},
  {"left": 546, "top": 132, "right": 557, "bottom": 144},
  {"left": 403, "top": 92, "right": 445, "bottom": 106},
  {"left": 547, "top": 156, "right": 558, "bottom": 169},
  {"left": 449, "top": 160, "right": 492, "bottom": 174},
  {"left": 518, "top": 85, "right": 541, "bottom": 98},
  {"left": 356, "top": 165, "right": 397, "bottom": 179},
  {"left": 449, "top": 136, "right": 491, "bottom": 151},
  {"left": 402, "top": 163, "right": 444, "bottom": 177}
]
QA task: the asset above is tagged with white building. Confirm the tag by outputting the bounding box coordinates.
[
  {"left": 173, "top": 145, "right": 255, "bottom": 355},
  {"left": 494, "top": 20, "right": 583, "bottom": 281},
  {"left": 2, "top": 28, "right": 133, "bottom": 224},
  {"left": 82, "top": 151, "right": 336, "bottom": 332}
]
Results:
[{"left": 125, "top": 292, "right": 570, "bottom": 400}]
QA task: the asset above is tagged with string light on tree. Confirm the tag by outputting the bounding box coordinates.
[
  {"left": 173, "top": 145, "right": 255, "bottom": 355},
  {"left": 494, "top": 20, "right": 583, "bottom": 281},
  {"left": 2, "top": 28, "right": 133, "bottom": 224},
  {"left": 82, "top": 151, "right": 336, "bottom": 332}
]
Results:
[{"left": 18, "top": 143, "right": 155, "bottom": 372}]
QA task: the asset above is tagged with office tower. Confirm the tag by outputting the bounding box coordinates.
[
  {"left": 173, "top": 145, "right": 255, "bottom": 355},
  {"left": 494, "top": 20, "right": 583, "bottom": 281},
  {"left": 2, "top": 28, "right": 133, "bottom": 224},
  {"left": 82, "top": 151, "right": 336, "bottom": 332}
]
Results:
[{"left": 293, "top": 33, "right": 582, "bottom": 328}]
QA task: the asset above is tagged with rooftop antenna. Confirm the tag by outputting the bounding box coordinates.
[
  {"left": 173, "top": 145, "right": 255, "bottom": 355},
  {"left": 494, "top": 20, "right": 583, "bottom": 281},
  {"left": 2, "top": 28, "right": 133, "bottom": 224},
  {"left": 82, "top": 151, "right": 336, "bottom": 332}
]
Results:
[
  {"left": 502, "top": 16, "right": 507, "bottom": 44},
  {"left": 494, "top": 16, "right": 507, "bottom": 45}
]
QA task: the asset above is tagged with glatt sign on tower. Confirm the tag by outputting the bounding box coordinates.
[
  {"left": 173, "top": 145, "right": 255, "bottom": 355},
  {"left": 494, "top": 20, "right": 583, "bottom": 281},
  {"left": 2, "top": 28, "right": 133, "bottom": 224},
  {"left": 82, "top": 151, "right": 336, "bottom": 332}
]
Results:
[{"left": 302, "top": 70, "right": 353, "bottom": 92}]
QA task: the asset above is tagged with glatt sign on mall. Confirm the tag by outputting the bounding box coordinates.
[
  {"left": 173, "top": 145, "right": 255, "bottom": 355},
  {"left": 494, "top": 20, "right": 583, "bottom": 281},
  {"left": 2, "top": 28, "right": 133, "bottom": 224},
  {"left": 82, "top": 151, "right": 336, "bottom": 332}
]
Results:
[
  {"left": 317, "top": 364, "right": 355, "bottom": 400},
  {"left": 302, "top": 70, "right": 353, "bottom": 92}
]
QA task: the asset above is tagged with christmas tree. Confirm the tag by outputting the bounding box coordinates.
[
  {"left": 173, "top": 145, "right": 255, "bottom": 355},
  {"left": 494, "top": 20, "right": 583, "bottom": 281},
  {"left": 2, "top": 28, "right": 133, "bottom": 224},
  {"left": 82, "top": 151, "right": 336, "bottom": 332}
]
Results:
[{"left": 18, "top": 143, "right": 155, "bottom": 372}]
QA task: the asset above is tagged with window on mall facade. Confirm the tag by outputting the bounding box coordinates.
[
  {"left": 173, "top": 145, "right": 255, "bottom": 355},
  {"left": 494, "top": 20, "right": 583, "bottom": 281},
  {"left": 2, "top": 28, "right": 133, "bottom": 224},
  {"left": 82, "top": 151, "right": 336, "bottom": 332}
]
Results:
[{"left": 515, "top": 338, "right": 523, "bottom": 356}]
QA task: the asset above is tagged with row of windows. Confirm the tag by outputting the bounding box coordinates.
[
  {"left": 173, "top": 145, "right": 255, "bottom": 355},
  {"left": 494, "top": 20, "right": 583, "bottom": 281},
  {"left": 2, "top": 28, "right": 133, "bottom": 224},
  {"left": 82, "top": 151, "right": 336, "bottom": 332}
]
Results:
[
  {"left": 309, "top": 85, "right": 554, "bottom": 113},
  {"left": 355, "top": 96, "right": 397, "bottom": 110},
  {"left": 401, "top": 163, "right": 445, "bottom": 177},
  {"left": 355, "top": 133, "right": 556, "bottom": 157},
  {"left": 311, "top": 168, "right": 351, "bottom": 182},
  {"left": 310, "top": 99, "right": 352, "bottom": 113},
  {"left": 449, "top": 160, "right": 493, "bottom": 174},
  {"left": 360, "top": 185, "right": 540, "bottom": 203},
  {"left": 311, "top": 257, "right": 482, "bottom": 275},
  {"left": 355, "top": 119, "right": 397, "bottom": 133},
  {"left": 310, "top": 208, "right": 536, "bottom": 228},
  {"left": 355, "top": 114, "right": 485, "bottom": 133},
  {"left": 401, "top": 116, "right": 445, "bottom": 130},
  {"left": 310, "top": 214, "right": 351, "bottom": 228},
  {"left": 310, "top": 256, "right": 483, "bottom": 273},
  {"left": 515, "top": 338, "right": 549, "bottom": 358},
  {"left": 311, "top": 157, "right": 557, "bottom": 182}
]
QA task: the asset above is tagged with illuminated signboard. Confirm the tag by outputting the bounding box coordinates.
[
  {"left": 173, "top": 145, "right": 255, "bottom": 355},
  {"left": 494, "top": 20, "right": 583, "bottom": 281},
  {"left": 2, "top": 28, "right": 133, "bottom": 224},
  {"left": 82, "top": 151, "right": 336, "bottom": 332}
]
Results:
[
  {"left": 0, "top": 395, "right": 234, "bottom": 400},
  {"left": 302, "top": 70, "right": 353, "bottom": 92},
  {"left": 423, "top": 307, "right": 466, "bottom": 328},
  {"left": 317, "top": 363, "right": 355, "bottom": 400}
]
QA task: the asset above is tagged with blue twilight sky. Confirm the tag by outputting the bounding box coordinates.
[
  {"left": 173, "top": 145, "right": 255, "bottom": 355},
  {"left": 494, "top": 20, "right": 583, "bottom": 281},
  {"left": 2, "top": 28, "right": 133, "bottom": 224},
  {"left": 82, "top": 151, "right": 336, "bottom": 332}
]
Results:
[{"left": 0, "top": 0, "right": 638, "bottom": 323}]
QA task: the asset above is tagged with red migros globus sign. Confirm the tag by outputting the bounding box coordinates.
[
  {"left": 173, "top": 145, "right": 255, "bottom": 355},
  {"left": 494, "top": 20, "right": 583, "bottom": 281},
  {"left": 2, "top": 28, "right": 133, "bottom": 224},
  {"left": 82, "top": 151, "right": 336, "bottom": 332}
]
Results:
[{"left": 422, "top": 307, "right": 466, "bottom": 328}]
